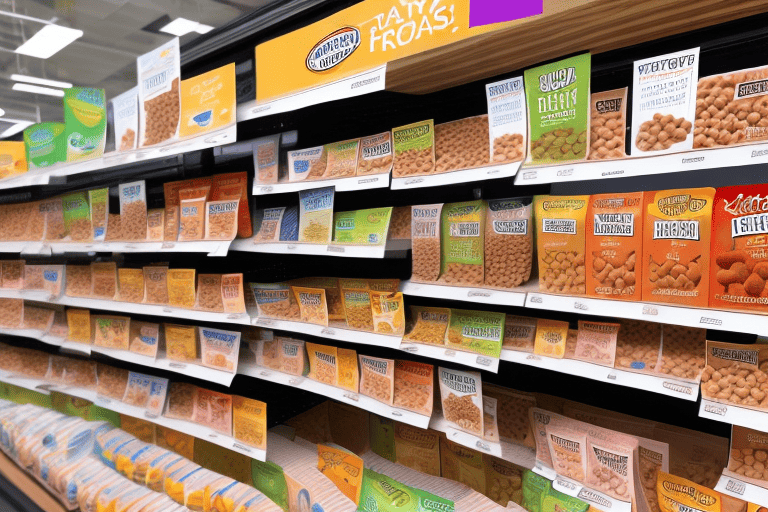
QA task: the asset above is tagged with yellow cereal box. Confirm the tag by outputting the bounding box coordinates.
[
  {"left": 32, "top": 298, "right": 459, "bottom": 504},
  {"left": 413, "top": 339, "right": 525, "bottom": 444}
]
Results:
[
  {"left": 292, "top": 286, "right": 328, "bottom": 326},
  {"left": 165, "top": 324, "right": 198, "bottom": 362},
  {"left": 307, "top": 343, "right": 338, "bottom": 386},
  {"left": 167, "top": 269, "right": 196, "bottom": 309},
  {"left": 118, "top": 268, "right": 145, "bottom": 303},
  {"left": 93, "top": 315, "right": 130, "bottom": 350},
  {"left": 370, "top": 292, "right": 405, "bottom": 335},
  {"left": 232, "top": 396, "right": 267, "bottom": 451},
  {"left": 0, "top": 142, "right": 27, "bottom": 179},
  {"left": 318, "top": 444, "right": 363, "bottom": 505},
  {"left": 533, "top": 318, "right": 569, "bottom": 358},
  {"left": 67, "top": 308, "right": 91, "bottom": 344},
  {"left": 337, "top": 348, "right": 359, "bottom": 393},
  {"left": 179, "top": 63, "right": 236, "bottom": 138}
]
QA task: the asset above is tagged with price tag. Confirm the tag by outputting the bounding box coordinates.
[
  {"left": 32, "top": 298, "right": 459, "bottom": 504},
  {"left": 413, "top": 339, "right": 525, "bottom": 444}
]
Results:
[
  {"left": 526, "top": 354, "right": 542, "bottom": 361},
  {"left": 445, "top": 349, "right": 457, "bottom": 357},
  {"left": 260, "top": 186, "right": 274, "bottom": 194},
  {"left": 529, "top": 295, "right": 543, "bottom": 304},
  {"left": 607, "top": 372, "right": 617, "bottom": 381},
  {"left": 321, "top": 328, "right": 336, "bottom": 336},
  {"left": 169, "top": 362, "right": 187, "bottom": 369},
  {"left": 327, "top": 246, "right": 345, "bottom": 253},
  {"left": 641, "top": 305, "right": 658, "bottom": 316},
  {"left": 574, "top": 301, "right": 588, "bottom": 311},
  {"left": 259, "top": 371, "right": 271, "bottom": 377},
  {"left": 232, "top": 442, "right": 252, "bottom": 454},
  {"left": 144, "top": 412, "right": 158, "bottom": 420},
  {"left": 476, "top": 356, "right": 493, "bottom": 367},
  {"left": 343, "top": 393, "right": 360, "bottom": 402},
  {"left": 401, "top": 345, "right": 419, "bottom": 353}
]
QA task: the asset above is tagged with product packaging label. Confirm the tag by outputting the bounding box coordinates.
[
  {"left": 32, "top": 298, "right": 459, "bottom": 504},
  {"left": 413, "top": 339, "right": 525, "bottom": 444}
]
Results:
[
  {"left": 179, "top": 63, "right": 236, "bottom": 138},
  {"left": 64, "top": 87, "right": 107, "bottom": 162},
  {"left": 392, "top": 120, "right": 435, "bottom": 178},
  {"left": 332, "top": 207, "right": 392, "bottom": 246},
  {"left": 486, "top": 76, "right": 527, "bottom": 164}
]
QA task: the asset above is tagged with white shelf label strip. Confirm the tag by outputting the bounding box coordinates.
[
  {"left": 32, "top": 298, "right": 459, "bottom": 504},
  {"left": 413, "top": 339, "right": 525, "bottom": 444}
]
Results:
[
  {"left": 716, "top": 474, "right": 768, "bottom": 506},
  {"left": 252, "top": 172, "right": 390, "bottom": 196},
  {"left": 390, "top": 162, "right": 520, "bottom": 190},
  {"left": 400, "top": 280, "right": 527, "bottom": 307}
]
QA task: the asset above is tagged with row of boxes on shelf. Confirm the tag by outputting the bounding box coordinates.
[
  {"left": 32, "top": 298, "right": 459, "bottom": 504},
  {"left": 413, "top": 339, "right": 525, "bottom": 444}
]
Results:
[{"left": 0, "top": 41, "right": 236, "bottom": 178}]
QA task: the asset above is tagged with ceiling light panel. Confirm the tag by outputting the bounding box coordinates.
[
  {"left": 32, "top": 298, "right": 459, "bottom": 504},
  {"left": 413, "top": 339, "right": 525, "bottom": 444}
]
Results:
[
  {"left": 12, "top": 83, "right": 65, "bottom": 97},
  {"left": 195, "top": 23, "right": 214, "bottom": 34},
  {"left": 15, "top": 24, "right": 84, "bottom": 59},
  {"left": 160, "top": 17, "right": 201, "bottom": 36},
  {"left": 11, "top": 74, "right": 73, "bottom": 89}
]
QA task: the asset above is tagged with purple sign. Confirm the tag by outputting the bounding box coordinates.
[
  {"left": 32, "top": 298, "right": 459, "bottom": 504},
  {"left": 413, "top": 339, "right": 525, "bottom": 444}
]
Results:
[{"left": 470, "top": 0, "right": 543, "bottom": 28}]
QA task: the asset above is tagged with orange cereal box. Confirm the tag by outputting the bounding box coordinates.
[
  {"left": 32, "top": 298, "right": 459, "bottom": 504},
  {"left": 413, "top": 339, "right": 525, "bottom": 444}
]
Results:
[
  {"left": 533, "top": 318, "right": 569, "bottom": 359},
  {"left": 586, "top": 192, "right": 643, "bottom": 301},
  {"left": 642, "top": 188, "right": 714, "bottom": 307}
]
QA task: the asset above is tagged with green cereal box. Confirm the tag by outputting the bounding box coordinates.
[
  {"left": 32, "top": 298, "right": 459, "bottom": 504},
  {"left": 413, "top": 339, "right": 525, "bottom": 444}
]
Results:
[
  {"left": 24, "top": 122, "right": 66, "bottom": 169},
  {"left": 522, "top": 470, "right": 589, "bottom": 512},
  {"left": 88, "top": 188, "right": 108, "bottom": 241},
  {"left": 324, "top": 138, "right": 360, "bottom": 178},
  {"left": 439, "top": 200, "right": 486, "bottom": 286},
  {"left": 63, "top": 87, "right": 107, "bottom": 162},
  {"left": 358, "top": 468, "right": 455, "bottom": 512},
  {"left": 392, "top": 120, "right": 435, "bottom": 178},
  {"left": 332, "top": 207, "right": 392, "bottom": 246},
  {"left": 445, "top": 309, "right": 504, "bottom": 358},
  {"left": 524, "top": 53, "right": 591, "bottom": 164},
  {"left": 62, "top": 192, "right": 92, "bottom": 242}
]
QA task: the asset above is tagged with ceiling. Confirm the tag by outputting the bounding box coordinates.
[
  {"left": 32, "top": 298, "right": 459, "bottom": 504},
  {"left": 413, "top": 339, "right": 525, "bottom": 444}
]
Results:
[{"left": 0, "top": 0, "right": 271, "bottom": 132}]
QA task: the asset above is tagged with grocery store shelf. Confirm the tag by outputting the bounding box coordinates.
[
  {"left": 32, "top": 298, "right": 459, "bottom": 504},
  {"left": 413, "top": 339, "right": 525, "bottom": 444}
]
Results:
[
  {"left": 252, "top": 172, "right": 390, "bottom": 195},
  {"left": 59, "top": 341, "right": 91, "bottom": 356},
  {"left": 400, "top": 280, "right": 527, "bottom": 307},
  {"left": 0, "top": 370, "right": 50, "bottom": 396},
  {"left": 55, "top": 386, "right": 265, "bottom": 461},
  {"left": 501, "top": 349, "right": 699, "bottom": 401},
  {"left": 92, "top": 345, "right": 236, "bottom": 387},
  {"left": 515, "top": 142, "right": 768, "bottom": 185},
  {"left": 428, "top": 415, "right": 535, "bottom": 469},
  {"left": 4, "top": 240, "right": 231, "bottom": 257},
  {"left": 230, "top": 238, "right": 410, "bottom": 259},
  {"left": 716, "top": 473, "right": 768, "bottom": 506},
  {"left": 238, "top": 65, "right": 386, "bottom": 120},
  {"left": 0, "top": 125, "right": 236, "bottom": 190},
  {"left": 0, "top": 449, "right": 70, "bottom": 512},
  {"left": 251, "top": 317, "right": 402, "bottom": 349},
  {"left": 400, "top": 342, "right": 499, "bottom": 373},
  {"left": 524, "top": 290, "right": 768, "bottom": 335},
  {"left": 390, "top": 162, "right": 520, "bottom": 191},
  {"left": 238, "top": 363, "right": 430, "bottom": 429},
  {"left": 698, "top": 398, "right": 767, "bottom": 433}
]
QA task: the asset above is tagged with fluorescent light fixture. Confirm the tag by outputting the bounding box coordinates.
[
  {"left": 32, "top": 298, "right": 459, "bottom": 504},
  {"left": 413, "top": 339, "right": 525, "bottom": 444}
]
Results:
[
  {"left": 160, "top": 17, "right": 200, "bottom": 36},
  {"left": 11, "top": 74, "right": 72, "bottom": 89},
  {"left": 194, "top": 23, "right": 214, "bottom": 34},
  {"left": 0, "top": 121, "right": 33, "bottom": 138},
  {"left": 12, "top": 83, "right": 65, "bottom": 97},
  {"left": 15, "top": 24, "right": 83, "bottom": 59},
  {"left": 0, "top": 108, "right": 4, "bottom": 117}
]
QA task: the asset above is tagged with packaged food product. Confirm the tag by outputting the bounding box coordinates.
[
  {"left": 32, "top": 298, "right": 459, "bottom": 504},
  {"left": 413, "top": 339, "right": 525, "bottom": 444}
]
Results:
[
  {"left": 66, "top": 264, "right": 91, "bottom": 297},
  {"left": 251, "top": 283, "right": 300, "bottom": 320},
  {"left": 307, "top": 343, "right": 338, "bottom": 386},
  {"left": 206, "top": 199, "right": 239, "bottom": 240},
  {"left": 232, "top": 396, "right": 267, "bottom": 451},
  {"left": 26, "top": 201, "right": 45, "bottom": 241},
  {"left": 254, "top": 134, "right": 281, "bottom": 185},
  {"left": 588, "top": 88, "right": 628, "bottom": 160},
  {"left": 1, "top": 260, "right": 23, "bottom": 289},
  {"left": 253, "top": 207, "right": 284, "bottom": 243},
  {"left": 165, "top": 324, "right": 197, "bottom": 362},
  {"left": 167, "top": 269, "right": 196, "bottom": 309},
  {"left": 586, "top": 192, "right": 644, "bottom": 300},
  {"left": 288, "top": 146, "right": 326, "bottom": 182},
  {"left": 210, "top": 172, "right": 251, "bottom": 239},
  {"left": 279, "top": 206, "right": 299, "bottom": 241},
  {"left": 332, "top": 207, "right": 392, "bottom": 246},
  {"left": 631, "top": 48, "right": 699, "bottom": 155},
  {"left": 614, "top": 319, "right": 661, "bottom": 374},
  {"left": 387, "top": 206, "right": 411, "bottom": 240},
  {"left": 726, "top": 426, "right": 768, "bottom": 487},
  {"left": 393, "top": 423, "right": 440, "bottom": 476},
  {"left": 486, "top": 76, "right": 527, "bottom": 165},
  {"left": 484, "top": 395, "right": 500, "bottom": 442},
  {"left": 164, "top": 462, "right": 204, "bottom": 503},
  {"left": 165, "top": 382, "right": 198, "bottom": 421},
  {"left": 437, "top": 200, "right": 485, "bottom": 286},
  {"left": 393, "top": 360, "right": 433, "bottom": 416},
  {"left": 0, "top": 298, "right": 21, "bottom": 328},
  {"left": 24, "top": 122, "right": 66, "bottom": 168},
  {"left": 438, "top": 367, "right": 483, "bottom": 436},
  {"left": 357, "top": 132, "right": 393, "bottom": 175},
  {"left": 0, "top": 142, "right": 27, "bottom": 179},
  {"left": 573, "top": 320, "right": 620, "bottom": 367},
  {"left": 62, "top": 191, "right": 92, "bottom": 241},
  {"left": 339, "top": 279, "right": 373, "bottom": 331},
  {"left": 137, "top": 38, "right": 180, "bottom": 147},
  {"left": 255, "top": 339, "right": 280, "bottom": 370},
  {"left": 93, "top": 315, "right": 130, "bottom": 350},
  {"left": 484, "top": 384, "right": 536, "bottom": 444},
  {"left": 435, "top": 115, "right": 491, "bottom": 174},
  {"left": 22, "top": 305, "right": 54, "bottom": 331},
  {"left": 546, "top": 422, "right": 587, "bottom": 482},
  {"left": 658, "top": 325, "right": 705, "bottom": 382},
  {"left": 324, "top": 139, "right": 359, "bottom": 178},
  {"left": 164, "top": 206, "right": 179, "bottom": 242},
  {"left": 179, "top": 63, "right": 235, "bottom": 138},
  {"left": 336, "top": 347, "right": 358, "bottom": 393},
  {"left": 392, "top": 120, "right": 435, "bottom": 177},
  {"left": 359, "top": 355, "right": 395, "bottom": 406},
  {"left": 444, "top": 309, "right": 505, "bottom": 358},
  {"left": 524, "top": 54, "right": 591, "bottom": 164},
  {"left": 293, "top": 286, "right": 328, "bottom": 326},
  {"left": 200, "top": 327, "right": 240, "bottom": 372},
  {"left": 88, "top": 188, "right": 109, "bottom": 241},
  {"left": 642, "top": 188, "right": 714, "bottom": 306},
  {"left": 67, "top": 308, "right": 91, "bottom": 344},
  {"left": 484, "top": 197, "right": 533, "bottom": 289},
  {"left": 294, "top": 277, "right": 343, "bottom": 321},
  {"left": 179, "top": 197, "right": 206, "bottom": 241},
  {"left": 111, "top": 87, "right": 138, "bottom": 151},
  {"left": 298, "top": 187, "right": 334, "bottom": 244},
  {"left": 411, "top": 203, "right": 444, "bottom": 283},
  {"left": 502, "top": 315, "right": 538, "bottom": 352},
  {"left": 147, "top": 208, "right": 164, "bottom": 241},
  {"left": 96, "top": 365, "right": 130, "bottom": 402},
  {"left": 122, "top": 372, "right": 152, "bottom": 407},
  {"left": 585, "top": 433, "right": 636, "bottom": 502},
  {"left": 370, "top": 291, "right": 405, "bottom": 335},
  {"left": 535, "top": 195, "right": 589, "bottom": 294},
  {"left": 439, "top": 435, "right": 485, "bottom": 492},
  {"left": 701, "top": 340, "right": 767, "bottom": 409},
  {"left": 279, "top": 338, "right": 307, "bottom": 377},
  {"left": 63, "top": 87, "right": 107, "bottom": 161},
  {"left": 655, "top": 472, "right": 719, "bottom": 512},
  {"left": 91, "top": 261, "right": 118, "bottom": 299},
  {"left": 118, "top": 268, "right": 145, "bottom": 303},
  {"left": 563, "top": 329, "right": 578, "bottom": 359},
  {"left": 129, "top": 321, "right": 160, "bottom": 358},
  {"left": 193, "top": 389, "right": 233, "bottom": 435},
  {"left": 403, "top": 306, "right": 449, "bottom": 346},
  {"left": 119, "top": 180, "right": 148, "bottom": 241},
  {"left": 483, "top": 455, "right": 524, "bottom": 506},
  {"left": 221, "top": 274, "right": 246, "bottom": 314},
  {"left": 533, "top": 318, "right": 569, "bottom": 359},
  {"left": 710, "top": 184, "right": 768, "bottom": 311},
  {"left": 196, "top": 274, "right": 224, "bottom": 312},
  {"left": 40, "top": 197, "right": 64, "bottom": 241},
  {"left": 48, "top": 310, "right": 68, "bottom": 339}
]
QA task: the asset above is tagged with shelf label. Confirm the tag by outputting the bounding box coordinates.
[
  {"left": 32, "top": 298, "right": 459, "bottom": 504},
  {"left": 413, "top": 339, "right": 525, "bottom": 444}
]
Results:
[
  {"left": 703, "top": 401, "right": 727, "bottom": 416},
  {"left": 529, "top": 295, "right": 543, "bottom": 304},
  {"left": 526, "top": 354, "right": 542, "bottom": 361},
  {"left": 343, "top": 392, "right": 360, "bottom": 402},
  {"left": 169, "top": 363, "right": 187, "bottom": 369},
  {"left": 288, "top": 378, "right": 302, "bottom": 386},
  {"left": 321, "top": 328, "right": 336, "bottom": 336},
  {"left": 405, "top": 178, "right": 424, "bottom": 186},
  {"left": 476, "top": 356, "right": 493, "bottom": 367},
  {"left": 554, "top": 478, "right": 578, "bottom": 493},
  {"left": 641, "top": 305, "right": 658, "bottom": 316},
  {"left": 521, "top": 171, "right": 537, "bottom": 180},
  {"left": 357, "top": 177, "right": 379, "bottom": 185},
  {"left": 556, "top": 168, "right": 574, "bottom": 177},
  {"left": 699, "top": 316, "right": 723, "bottom": 327},
  {"left": 232, "top": 442, "right": 253, "bottom": 454},
  {"left": 607, "top": 372, "right": 617, "bottom": 381},
  {"left": 327, "top": 246, "right": 345, "bottom": 253},
  {"left": 724, "top": 478, "right": 746, "bottom": 495},
  {"left": 259, "top": 371, "right": 271, "bottom": 377},
  {"left": 445, "top": 349, "right": 457, "bottom": 357},
  {"left": 286, "top": 244, "right": 297, "bottom": 250},
  {"left": 96, "top": 396, "right": 112, "bottom": 405},
  {"left": 401, "top": 345, "right": 418, "bottom": 353},
  {"left": 681, "top": 156, "right": 705, "bottom": 165},
  {"left": 256, "top": 319, "right": 274, "bottom": 327},
  {"left": 144, "top": 412, "right": 158, "bottom": 420},
  {"left": 260, "top": 186, "right": 274, "bottom": 193},
  {"left": 391, "top": 410, "right": 403, "bottom": 417},
  {"left": 467, "top": 290, "right": 492, "bottom": 298},
  {"left": 662, "top": 381, "right": 693, "bottom": 396},
  {"left": 574, "top": 301, "right": 588, "bottom": 311},
  {"left": 209, "top": 433, "right": 219, "bottom": 439}
]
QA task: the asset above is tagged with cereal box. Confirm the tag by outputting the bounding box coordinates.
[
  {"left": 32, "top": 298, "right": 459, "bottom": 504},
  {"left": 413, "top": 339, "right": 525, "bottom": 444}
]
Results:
[
  {"left": 438, "top": 367, "right": 483, "bottom": 437},
  {"left": 66, "top": 309, "right": 91, "bottom": 344},
  {"left": 438, "top": 200, "right": 486, "bottom": 286},
  {"left": 392, "top": 120, "right": 435, "bottom": 178},
  {"left": 360, "top": 355, "right": 395, "bottom": 406},
  {"left": 288, "top": 146, "right": 325, "bottom": 182},
  {"left": 324, "top": 139, "right": 359, "bottom": 178},
  {"left": 533, "top": 318, "right": 569, "bottom": 359},
  {"left": 306, "top": 343, "right": 337, "bottom": 386},
  {"left": 210, "top": 172, "right": 251, "bottom": 239},
  {"left": 164, "top": 206, "right": 179, "bottom": 241},
  {"left": 0, "top": 142, "right": 27, "bottom": 179},
  {"left": 642, "top": 188, "right": 714, "bottom": 306},
  {"left": 279, "top": 338, "right": 308, "bottom": 377},
  {"left": 147, "top": 209, "right": 164, "bottom": 241},
  {"left": 199, "top": 327, "right": 240, "bottom": 373},
  {"left": 137, "top": 38, "right": 181, "bottom": 147},
  {"left": 340, "top": 279, "right": 373, "bottom": 331},
  {"left": 298, "top": 187, "right": 334, "bottom": 244},
  {"left": 93, "top": 315, "right": 130, "bottom": 350},
  {"left": 631, "top": 48, "right": 699, "bottom": 155},
  {"left": 143, "top": 266, "right": 168, "bottom": 305},
  {"left": 118, "top": 180, "right": 148, "bottom": 241},
  {"left": 221, "top": 273, "right": 246, "bottom": 314},
  {"left": 146, "top": 377, "right": 169, "bottom": 417},
  {"left": 485, "top": 197, "right": 533, "bottom": 289},
  {"left": 118, "top": 268, "right": 145, "bottom": 303},
  {"left": 336, "top": 347, "right": 358, "bottom": 392},
  {"left": 193, "top": 389, "right": 233, "bottom": 435},
  {"left": 444, "top": 309, "right": 505, "bottom": 358},
  {"left": 254, "top": 207, "right": 285, "bottom": 243},
  {"left": 205, "top": 199, "right": 239, "bottom": 240},
  {"left": 370, "top": 291, "right": 405, "bottom": 335},
  {"left": 332, "top": 207, "right": 392, "bottom": 246},
  {"left": 62, "top": 192, "right": 92, "bottom": 241},
  {"left": 357, "top": 132, "right": 393, "bottom": 175},
  {"left": 534, "top": 195, "right": 589, "bottom": 295},
  {"left": 586, "top": 192, "right": 644, "bottom": 300},
  {"left": 179, "top": 63, "right": 235, "bottom": 138},
  {"left": 89, "top": 188, "right": 108, "bottom": 242},
  {"left": 91, "top": 261, "right": 117, "bottom": 299},
  {"left": 589, "top": 88, "right": 627, "bottom": 160},
  {"left": 196, "top": 274, "right": 223, "bottom": 312},
  {"left": 232, "top": 396, "right": 267, "bottom": 451},
  {"left": 486, "top": 76, "right": 527, "bottom": 165},
  {"left": 411, "top": 204, "right": 443, "bottom": 282},
  {"left": 165, "top": 324, "right": 197, "bottom": 362},
  {"left": 254, "top": 134, "right": 281, "bottom": 185},
  {"left": 524, "top": 54, "right": 591, "bottom": 164},
  {"left": 63, "top": 87, "right": 107, "bottom": 162},
  {"left": 110, "top": 87, "right": 138, "bottom": 152},
  {"left": 251, "top": 283, "right": 300, "bottom": 320},
  {"left": 403, "top": 306, "right": 450, "bottom": 346},
  {"left": 129, "top": 321, "right": 159, "bottom": 358},
  {"left": 393, "top": 360, "right": 433, "bottom": 417},
  {"left": 573, "top": 320, "right": 620, "bottom": 367},
  {"left": 167, "top": 269, "right": 196, "bottom": 309},
  {"left": 502, "top": 315, "right": 537, "bottom": 352},
  {"left": 293, "top": 286, "right": 328, "bottom": 326},
  {"left": 24, "top": 122, "right": 66, "bottom": 169},
  {"left": 179, "top": 197, "right": 206, "bottom": 241}
]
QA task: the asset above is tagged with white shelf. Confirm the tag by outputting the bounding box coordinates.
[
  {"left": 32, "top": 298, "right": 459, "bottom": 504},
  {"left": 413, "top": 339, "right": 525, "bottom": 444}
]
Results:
[
  {"left": 238, "top": 363, "right": 430, "bottom": 429},
  {"left": 237, "top": 65, "right": 387, "bottom": 121},
  {"left": 716, "top": 473, "right": 768, "bottom": 507},
  {"left": 54, "top": 386, "right": 265, "bottom": 461},
  {"left": 251, "top": 317, "right": 402, "bottom": 349},
  {"left": 549, "top": 473, "right": 632, "bottom": 512},
  {"left": 230, "top": 238, "right": 410, "bottom": 259},
  {"left": 399, "top": 342, "right": 499, "bottom": 373},
  {"left": 4, "top": 240, "right": 232, "bottom": 257},
  {"left": 400, "top": 280, "right": 527, "bottom": 307},
  {"left": 699, "top": 398, "right": 768, "bottom": 433},
  {"left": 59, "top": 341, "right": 91, "bottom": 356},
  {"left": 390, "top": 161, "right": 520, "bottom": 190},
  {"left": 91, "top": 345, "right": 236, "bottom": 387},
  {"left": 0, "top": 370, "right": 50, "bottom": 395},
  {"left": 428, "top": 415, "right": 536, "bottom": 469},
  {"left": 501, "top": 349, "right": 699, "bottom": 401},
  {"left": 514, "top": 142, "right": 768, "bottom": 185},
  {"left": 525, "top": 289, "right": 768, "bottom": 336},
  {"left": 252, "top": 172, "right": 390, "bottom": 195},
  {"left": 0, "top": 125, "right": 236, "bottom": 190}
]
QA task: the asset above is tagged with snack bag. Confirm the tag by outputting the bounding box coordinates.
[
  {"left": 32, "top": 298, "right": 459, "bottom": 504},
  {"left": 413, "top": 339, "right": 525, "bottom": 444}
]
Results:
[
  {"left": 435, "top": 116, "right": 491, "bottom": 173},
  {"left": 393, "top": 360, "right": 433, "bottom": 417},
  {"left": 324, "top": 139, "right": 359, "bottom": 178},
  {"left": 279, "top": 338, "right": 308, "bottom": 377},
  {"left": 485, "top": 197, "right": 533, "bottom": 289},
  {"left": 394, "top": 423, "right": 441, "bottom": 476},
  {"left": 524, "top": 54, "right": 591, "bottom": 164},
  {"left": 24, "top": 122, "right": 66, "bottom": 169},
  {"left": 332, "top": 207, "right": 392, "bottom": 246},
  {"left": 251, "top": 283, "right": 300, "bottom": 320},
  {"left": 210, "top": 172, "right": 251, "bottom": 238},
  {"left": 534, "top": 195, "right": 589, "bottom": 295},
  {"left": 657, "top": 324, "right": 706, "bottom": 382},
  {"left": 93, "top": 315, "right": 130, "bottom": 350},
  {"left": 280, "top": 206, "right": 299, "bottom": 241},
  {"left": 193, "top": 389, "right": 233, "bottom": 435},
  {"left": 196, "top": 274, "right": 223, "bottom": 312},
  {"left": 119, "top": 180, "right": 148, "bottom": 241},
  {"left": 66, "top": 309, "right": 91, "bottom": 344},
  {"left": 205, "top": 199, "right": 239, "bottom": 240},
  {"left": 642, "top": 188, "right": 714, "bottom": 306},
  {"left": 589, "top": 88, "right": 627, "bottom": 160},
  {"left": 62, "top": 191, "right": 92, "bottom": 241},
  {"left": 165, "top": 324, "right": 198, "bottom": 362},
  {"left": 147, "top": 208, "right": 164, "bottom": 241},
  {"left": 254, "top": 134, "right": 281, "bottom": 185},
  {"left": 299, "top": 187, "right": 334, "bottom": 244},
  {"left": 222, "top": 273, "right": 246, "bottom": 314},
  {"left": 253, "top": 207, "right": 284, "bottom": 243},
  {"left": 89, "top": 188, "right": 108, "bottom": 241},
  {"left": 392, "top": 120, "right": 435, "bottom": 178},
  {"left": 631, "top": 48, "right": 699, "bottom": 155},
  {"left": 63, "top": 87, "right": 107, "bottom": 161},
  {"left": 726, "top": 426, "right": 768, "bottom": 488},
  {"left": 110, "top": 87, "right": 138, "bottom": 151},
  {"left": 232, "top": 396, "right": 267, "bottom": 451},
  {"left": 533, "top": 318, "right": 569, "bottom": 359},
  {"left": 546, "top": 420, "right": 587, "bottom": 482},
  {"left": 179, "top": 63, "right": 236, "bottom": 138},
  {"left": 614, "top": 319, "right": 662, "bottom": 374},
  {"left": 403, "top": 306, "right": 450, "bottom": 345},
  {"left": 137, "top": 38, "right": 181, "bottom": 146},
  {"left": 359, "top": 355, "right": 395, "bottom": 406},
  {"left": 438, "top": 367, "right": 483, "bottom": 436},
  {"left": 656, "top": 472, "right": 720, "bottom": 512},
  {"left": 167, "top": 269, "right": 196, "bottom": 309},
  {"left": 179, "top": 197, "right": 206, "bottom": 241},
  {"left": 586, "top": 192, "right": 644, "bottom": 300},
  {"left": 444, "top": 309, "right": 505, "bottom": 358},
  {"left": 573, "top": 320, "right": 620, "bottom": 367},
  {"left": 118, "top": 268, "right": 145, "bottom": 303},
  {"left": 339, "top": 279, "right": 373, "bottom": 331},
  {"left": 486, "top": 76, "right": 527, "bottom": 164},
  {"left": 439, "top": 200, "right": 486, "bottom": 286},
  {"left": 370, "top": 291, "right": 405, "bottom": 335},
  {"left": 288, "top": 146, "right": 326, "bottom": 182},
  {"left": 411, "top": 204, "right": 443, "bottom": 282},
  {"left": 701, "top": 340, "right": 768, "bottom": 411},
  {"left": 502, "top": 315, "right": 538, "bottom": 353},
  {"left": 200, "top": 327, "right": 240, "bottom": 372},
  {"left": 129, "top": 321, "right": 160, "bottom": 358},
  {"left": 357, "top": 132, "right": 393, "bottom": 175},
  {"left": 307, "top": 343, "right": 338, "bottom": 386},
  {"left": 293, "top": 286, "right": 328, "bottom": 326}
]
